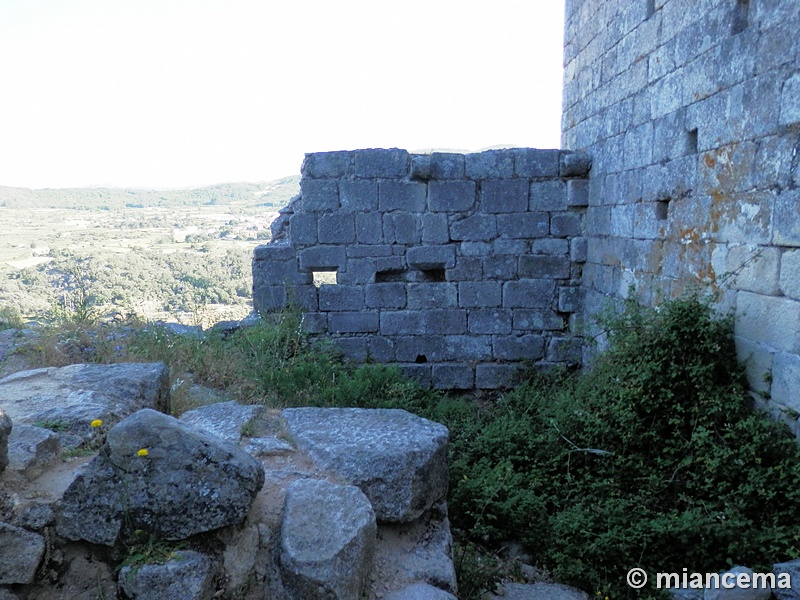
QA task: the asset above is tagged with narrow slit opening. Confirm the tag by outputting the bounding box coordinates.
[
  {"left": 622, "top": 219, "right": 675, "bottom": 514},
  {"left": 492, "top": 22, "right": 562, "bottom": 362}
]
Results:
[
  {"left": 645, "top": 0, "right": 656, "bottom": 19},
  {"left": 415, "top": 354, "right": 428, "bottom": 364},
  {"left": 732, "top": 0, "right": 749, "bottom": 34},
  {"left": 686, "top": 128, "right": 699, "bottom": 155},
  {"left": 655, "top": 200, "right": 670, "bottom": 221}
]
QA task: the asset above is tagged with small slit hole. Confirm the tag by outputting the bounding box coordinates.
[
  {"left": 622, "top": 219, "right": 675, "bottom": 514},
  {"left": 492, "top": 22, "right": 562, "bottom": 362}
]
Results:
[
  {"left": 655, "top": 200, "right": 670, "bottom": 220},
  {"left": 415, "top": 354, "right": 428, "bottom": 364}
]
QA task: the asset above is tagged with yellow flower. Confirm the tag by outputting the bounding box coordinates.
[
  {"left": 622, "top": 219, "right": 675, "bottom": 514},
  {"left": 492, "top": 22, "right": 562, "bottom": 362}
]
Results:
[
  {"left": 90, "top": 419, "right": 103, "bottom": 428},
  {"left": 137, "top": 448, "right": 149, "bottom": 457}
]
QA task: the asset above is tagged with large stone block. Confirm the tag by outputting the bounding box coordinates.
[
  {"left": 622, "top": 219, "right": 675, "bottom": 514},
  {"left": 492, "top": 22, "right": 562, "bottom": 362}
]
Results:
[
  {"left": 468, "top": 309, "right": 513, "bottom": 335},
  {"left": 458, "top": 281, "right": 502, "bottom": 308},
  {"left": 318, "top": 213, "right": 356, "bottom": 244},
  {"left": 379, "top": 181, "right": 427, "bottom": 212},
  {"left": 428, "top": 180, "right": 476, "bottom": 212},
  {"left": 0, "top": 523, "right": 45, "bottom": 584},
  {"left": 407, "top": 283, "right": 458, "bottom": 309},
  {"left": 354, "top": 148, "right": 409, "bottom": 178},
  {"left": 299, "top": 246, "right": 347, "bottom": 271},
  {"left": 779, "top": 72, "right": 800, "bottom": 126},
  {"left": 282, "top": 407, "right": 449, "bottom": 522},
  {"left": 449, "top": 214, "right": 497, "bottom": 241},
  {"left": 475, "top": 364, "right": 523, "bottom": 389},
  {"left": 319, "top": 285, "right": 364, "bottom": 311},
  {"left": 6, "top": 424, "right": 60, "bottom": 481},
  {"left": 726, "top": 245, "right": 781, "bottom": 296},
  {"left": 780, "top": 249, "right": 800, "bottom": 300},
  {"left": 355, "top": 212, "right": 384, "bottom": 244},
  {"left": 365, "top": 283, "right": 407, "bottom": 309},
  {"left": 735, "top": 292, "right": 800, "bottom": 354},
  {"left": 446, "top": 256, "right": 483, "bottom": 281},
  {"left": 512, "top": 310, "right": 564, "bottom": 331},
  {"left": 328, "top": 312, "right": 379, "bottom": 334},
  {"left": 430, "top": 152, "right": 466, "bottom": 179},
  {"left": 384, "top": 213, "right": 421, "bottom": 244},
  {"left": 442, "top": 335, "right": 492, "bottom": 361},
  {"left": 280, "top": 479, "right": 376, "bottom": 600},
  {"left": 481, "top": 179, "right": 529, "bottom": 213},
  {"left": 301, "top": 151, "right": 353, "bottom": 178},
  {"left": 465, "top": 149, "right": 515, "bottom": 179},
  {"left": 119, "top": 551, "right": 217, "bottom": 600},
  {"left": 496, "top": 212, "right": 549, "bottom": 239},
  {"left": 772, "top": 352, "right": 800, "bottom": 413},
  {"left": 301, "top": 179, "right": 339, "bottom": 212},
  {"left": 493, "top": 334, "right": 545, "bottom": 360},
  {"left": 431, "top": 364, "right": 474, "bottom": 389},
  {"left": 57, "top": 409, "right": 264, "bottom": 545},
  {"left": 425, "top": 310, "right": 468, "bottom": 335},
  {"left": 503, "top": 280, "right": 555, "bottom": 308},
  {"left": 340, "top": 181, "right": 379, "bottom": 211},
  {"left": 380, "top": 311, "right": 426, "bottom": 335},
  {"left": 530, "top": 180, "right": 567, "bottom": 211},
  {"left": 289, "top": 212, "right": 318, "bottom": 246},
  {"left": 421, "top": 213, "right": 450, "bottom": 243},
  {"left": 519, "top": 255, "right": 571, "bottom": 279},
  {"left": 407, "top": 245, "right": 456, "bottom": 269},
  {"left": 773, "top": 190, "right": 800, "bottom": 247},
  {"left": 483, "top": 255, "right": 518, "bottom": 280},
  {"left": 395, "top": 336, "right": 446, "bottom": 362},
  {"left": 566, "top": 178, "right": 590, "bottom": 207},
  {"left": 514, "top": 148, "right": 560, "bottom": 177}
]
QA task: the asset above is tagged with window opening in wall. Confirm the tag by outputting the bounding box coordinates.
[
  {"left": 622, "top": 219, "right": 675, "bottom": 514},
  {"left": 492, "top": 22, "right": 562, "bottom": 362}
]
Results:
[
  {"left": 655, "top": 199, "right": 670, "bottom": 220},
  {"left": 686, "top": 128, "right": 699, "bottom": 154},
  {"left": 375, "top": 269, "right": 407, "bottom": 283},
  {"left": 419, "top": 268, "right": 446, "bottom": 282},
  {"left": 415, "top": 354, "right": 428, "bottom": 364},
  {"left": 312, "top": 270, "right": 338, "bottom": 287},
  {"left": 732, "top": 0, "right": 750, "bottom": 34}
]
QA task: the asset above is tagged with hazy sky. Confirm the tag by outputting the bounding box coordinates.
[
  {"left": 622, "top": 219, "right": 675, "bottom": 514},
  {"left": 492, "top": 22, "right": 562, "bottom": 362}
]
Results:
[{"left": 0, "top": 0, "right": 566, "bottom": 189}]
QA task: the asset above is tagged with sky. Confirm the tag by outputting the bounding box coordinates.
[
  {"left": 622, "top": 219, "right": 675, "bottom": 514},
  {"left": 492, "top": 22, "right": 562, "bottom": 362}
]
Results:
[{"left": 0, "top": 0, "right": 566, "bottom": 189}]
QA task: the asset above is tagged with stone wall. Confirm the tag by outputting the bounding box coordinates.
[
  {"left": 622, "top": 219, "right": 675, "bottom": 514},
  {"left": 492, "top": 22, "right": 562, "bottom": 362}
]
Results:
[
  {"left": 252, "top": 148, "right": 590, "bottom": 389},
  {"left": 562, "top": 0, "right": 800, "bottom": 426}
]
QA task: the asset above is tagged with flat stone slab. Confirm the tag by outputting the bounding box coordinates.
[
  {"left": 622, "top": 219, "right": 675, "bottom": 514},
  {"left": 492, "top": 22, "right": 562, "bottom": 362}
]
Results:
[
  {"left": 282, "top": 407, "right": 449, "bottom": 522},
  {"left": 0, "top": 521, "right": 46, "bottom": 584},
  {"left": 0, "top": 363, "right": 169, "bottom": 447},
  {"left": 181, "top": 401, "right": 264, "bottom": 443}
]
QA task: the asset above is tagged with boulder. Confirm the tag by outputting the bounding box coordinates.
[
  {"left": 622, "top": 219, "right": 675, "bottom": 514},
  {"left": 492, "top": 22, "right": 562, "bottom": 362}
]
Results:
[
  {"left": 6, "top": 424, "right": 60, "bottom": 480},
  {"left": 773, "top": 559, "right": 800, "bottom": 600},
  {"left": 118, "top": 550, "right": 217, "bottom": 600},
  {"left": 24, "top": 550, "right": 117, "bottom": 600},
  {"left": 0, "top": 362, "right": 169, "bottom": 447},
  {"left": 280, "top": 478, "right": 376, "bottom": 600},
  {"left": 384, "top": 583, "right": 457, "bottom": 600},
  {"left": 282, "top": 407, "right": 449, "bottom": 522},
  {"left": 0, "top": 589, "right": 21, "bottom": 600},
  {"left": 0, "top": 409, "right": 10, "bottom": 474},
  {"left": 181, "top": 401, "right": 265, "bottom": 443},
  {"left": 704, "top": 567, "right": 772, "bottom": 600},
  {"left": 0, "top": 521, "right": 46, "bottom": 584},
  {"left": 57, "top": 408, "right": 265, "bottom": 545}
]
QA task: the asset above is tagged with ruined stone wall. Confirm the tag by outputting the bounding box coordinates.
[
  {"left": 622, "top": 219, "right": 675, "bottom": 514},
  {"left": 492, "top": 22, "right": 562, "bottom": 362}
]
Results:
[
  {"left": 562, "top": 0, "right": 800, "bottom": 425},
  {"left": 253, "top": 148, "right": 590, "bottom": 389}
]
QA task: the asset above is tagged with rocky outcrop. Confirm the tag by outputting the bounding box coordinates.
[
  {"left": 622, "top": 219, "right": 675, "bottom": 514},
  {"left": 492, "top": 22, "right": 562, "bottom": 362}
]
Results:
[
  {"left": 488, "top": 582, "right": 589, "bottom": 600},
  {"left": 773, "top": 559, "right": 800, "bottom": 600},
  {"left": 0, "top": 375, "right": 456, "bottom": 600},
  {"left": 0, "top": 362, "right": 169, "bottom": 448},
  {"left": 57, "top": 408, "right": 265, "bottom": 545},
  {"left": 280, "top": 479, "right": 376, "bottom": 600},
  {"left": 283, "top": 407, "right": 449, "bottom": 522}
]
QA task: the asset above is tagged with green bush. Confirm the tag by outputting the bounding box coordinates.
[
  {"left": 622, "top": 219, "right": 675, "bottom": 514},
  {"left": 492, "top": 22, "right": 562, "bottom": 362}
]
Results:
[{"left": 441, "top": 296, "right": 800, "bottom": 598}]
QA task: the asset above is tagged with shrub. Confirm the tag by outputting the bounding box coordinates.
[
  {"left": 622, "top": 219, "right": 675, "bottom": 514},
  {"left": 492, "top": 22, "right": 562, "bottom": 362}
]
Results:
[{"left": 441, "top": 295, "right": 800, "bottom": 598}]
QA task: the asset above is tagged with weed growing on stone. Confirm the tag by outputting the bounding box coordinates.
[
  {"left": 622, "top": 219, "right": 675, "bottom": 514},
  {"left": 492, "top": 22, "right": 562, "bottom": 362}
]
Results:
[{"left": 117, "top": 532, "right": 186, "bottom": 574}]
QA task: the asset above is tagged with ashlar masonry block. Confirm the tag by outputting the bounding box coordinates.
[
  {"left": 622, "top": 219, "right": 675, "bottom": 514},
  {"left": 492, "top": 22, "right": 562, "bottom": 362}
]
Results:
[
  {"left": 481, "top": 180, "right": 529, "bottom": 213},
  {"left": 428, "top": 181, "right": 476, "bottom": 212}
]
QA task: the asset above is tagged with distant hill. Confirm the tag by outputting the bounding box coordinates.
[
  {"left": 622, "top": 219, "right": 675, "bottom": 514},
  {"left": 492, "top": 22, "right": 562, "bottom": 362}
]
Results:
[{"left": 0, "top": 175, "right": 300, "bottom": 211}]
